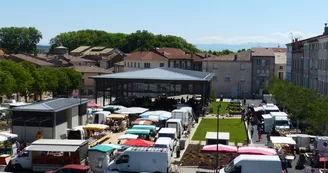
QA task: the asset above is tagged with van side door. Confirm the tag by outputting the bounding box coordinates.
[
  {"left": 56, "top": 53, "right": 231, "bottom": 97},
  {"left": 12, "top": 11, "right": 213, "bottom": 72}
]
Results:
[{"left": 16, "top": 150, "right": 32, "bottom": 169}]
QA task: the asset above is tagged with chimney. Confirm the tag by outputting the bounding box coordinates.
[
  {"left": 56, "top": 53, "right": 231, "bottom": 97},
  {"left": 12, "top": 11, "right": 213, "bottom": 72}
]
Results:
[
  {"left": 234, "top": 54, "right": 237, "bottom": 61},
  {"left": 324, "top": 23, "right": 328, "bottom": 35}
]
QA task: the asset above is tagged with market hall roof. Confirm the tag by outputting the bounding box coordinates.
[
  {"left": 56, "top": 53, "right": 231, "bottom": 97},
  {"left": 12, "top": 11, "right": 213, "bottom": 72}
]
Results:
[
  {"left": 89, "top": 67, "right": 215, "bottom": 81},
  {"left": 11, "top": 98, "right": 89, "bottom": 113}
]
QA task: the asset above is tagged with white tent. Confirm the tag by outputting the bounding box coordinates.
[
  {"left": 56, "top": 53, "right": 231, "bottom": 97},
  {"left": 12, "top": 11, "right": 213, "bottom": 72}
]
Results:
[
  {"left": 118, "top": 134, "right": 138, "bottom": 140},
  {"left": 0, "top": 132, "right": 18, "bottom": 139},
  {"left": 117, "top": 107, "right": 148, "bottom": 114},
  {"left": 270, "top": 136, "right": 296, "bottom": 145}
]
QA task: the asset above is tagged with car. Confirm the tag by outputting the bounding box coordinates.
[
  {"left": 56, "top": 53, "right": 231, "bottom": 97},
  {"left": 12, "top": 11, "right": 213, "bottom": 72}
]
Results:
[{"left": 45, "top": 164, "right": 93, "bottom": 173}]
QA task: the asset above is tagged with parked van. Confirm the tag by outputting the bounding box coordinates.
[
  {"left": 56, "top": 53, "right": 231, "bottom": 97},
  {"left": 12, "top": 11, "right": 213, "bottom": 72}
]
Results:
[
  {"left": 158, "top": 128, "right": 178, "bottom": 147},
  {"left": 155, "top": 137, "right": 174, "bottom": 156},
  {"left": 270, "top": 112, "right": 290, "bottom": 129},
  {"left": 93, "top": 111, "right": 111, "bottom": 124},
  {"left": 165, "top": 119, "right": 183, "bottom": 139},
  {"left": 106, "top": 147, "right": 171, "bottom": 173},
  {"left": 219, "top": 155, "right": 282, "bottom": 173},
  {"left": 171, "top": 109, "right": 189, "bottom": 128}
]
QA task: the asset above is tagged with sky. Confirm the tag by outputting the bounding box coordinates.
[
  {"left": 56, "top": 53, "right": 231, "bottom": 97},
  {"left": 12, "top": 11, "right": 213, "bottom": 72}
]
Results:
[{"left": 2, "top": 0, "right": 328, "bottom": 45}]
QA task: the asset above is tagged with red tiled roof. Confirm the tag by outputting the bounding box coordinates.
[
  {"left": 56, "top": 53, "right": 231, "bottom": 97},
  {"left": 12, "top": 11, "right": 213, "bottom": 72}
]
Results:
[
  {"left": 124, "top": 51, "right": 166, "bottom": 61},
  {"left": 203, "top": 51, "right": 251, "bottom": 62},
  {"left": 251, "top": 48, "right": 275, "bottom": 57},
  {"left": 72, "top": 66, "right": 113, "bottom": 73},
  {"left": 155, "top": 48, "right": 192, "bottom": 59},
  {"left": 192, "top": 54, "right": 204, "bottom": 62},
  {"left": 9, "top": 54, "right": 55, "bottom": 67},
  {"left": 271, "top": 48, "right": 287, "bottom": 53}
]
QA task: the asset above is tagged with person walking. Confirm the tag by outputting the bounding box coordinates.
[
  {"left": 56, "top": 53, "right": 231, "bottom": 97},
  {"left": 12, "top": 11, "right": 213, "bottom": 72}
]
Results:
[
  {"left": 267, "top": 131, "right": 271, "bottom": 146},
  {"left": 252, "top": 93, "right": 255, "bottom": 100},
  {"left": 281, "top": 157, "right": 289, "bottom": 173},
  {"left": 250, "top": 126, "right": 254, "bottom": 139},
  {"left": 258, "top": 127, "right": 262, "bottom": 141}
]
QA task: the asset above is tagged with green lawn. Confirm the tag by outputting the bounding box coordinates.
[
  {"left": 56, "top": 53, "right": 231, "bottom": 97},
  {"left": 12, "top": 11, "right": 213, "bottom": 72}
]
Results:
[
  {"left": 192, "top": 118, "right": 247, "bottom": 143},
  {"left": 210, "top": 102, "right": 229, "bottom": 114}
]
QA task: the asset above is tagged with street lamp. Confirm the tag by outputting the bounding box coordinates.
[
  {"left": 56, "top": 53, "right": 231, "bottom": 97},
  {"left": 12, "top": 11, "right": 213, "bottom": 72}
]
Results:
[{"left": 216, "top": 103, "right": 221, "bottom": 172}]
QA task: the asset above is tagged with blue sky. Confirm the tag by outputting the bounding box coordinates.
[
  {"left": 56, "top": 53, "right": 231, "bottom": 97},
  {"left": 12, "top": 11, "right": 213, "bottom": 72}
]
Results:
[{"left": 2, "top": 0, "right": 328, "bottom": 45}]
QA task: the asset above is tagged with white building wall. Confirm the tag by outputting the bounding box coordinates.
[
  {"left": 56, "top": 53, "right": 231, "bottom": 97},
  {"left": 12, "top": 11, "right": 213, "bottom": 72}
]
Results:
[
  {"left": 71, "top": 106, "right": 79, "bottom": 128},
  {"left": 123, "top": 60, "right": 168, "bottom": 72},
  {"left": 55, "top": 122, "right": 68, "bottom": 139},
  {"left": 13, "top": 126, "right": 53, "bottom": 142}
]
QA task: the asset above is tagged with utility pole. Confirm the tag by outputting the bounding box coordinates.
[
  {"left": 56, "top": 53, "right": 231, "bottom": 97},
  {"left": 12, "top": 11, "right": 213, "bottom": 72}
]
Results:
[{"left": 216, "top": 104, "right": 221, "bottom": 173}]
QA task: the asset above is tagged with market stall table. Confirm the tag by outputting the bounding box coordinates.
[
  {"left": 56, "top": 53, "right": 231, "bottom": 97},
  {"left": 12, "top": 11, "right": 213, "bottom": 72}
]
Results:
[{"left": 269, "top": 136, "right": 296, "bottom": 160}]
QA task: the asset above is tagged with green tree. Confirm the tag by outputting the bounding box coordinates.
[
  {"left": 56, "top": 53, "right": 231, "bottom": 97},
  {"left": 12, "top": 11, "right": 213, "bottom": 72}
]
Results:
[
  {"left": 54, "top": 69, "right": 71, "bottom": 95},
  {"left": 0, "top": 27, "right": 42, "bottom": 53},
  {"left": 0, "top": 60, "right": 33, "bottom": 99},
  {"left": 220, "top": 49, "right": 234, "bottom": 55},
  {"left": 38, "top": 68, "right": 59, "bottom": 93},
  {"left": 237, "top": 49, "right": 246, "bottom": 53},
  {"left": 211, "top": 89, "right": 217, "bottom": 102},
  {"left": 0, "top": 71, "right": 15, "bottom": 98},
  {"left": 61, "top": 68, "right": 83, "bottom": 90}
]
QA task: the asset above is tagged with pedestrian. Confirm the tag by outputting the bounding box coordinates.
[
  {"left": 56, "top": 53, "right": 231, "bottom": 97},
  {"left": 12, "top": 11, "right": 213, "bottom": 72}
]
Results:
[
  {"left": 250, "top": 126, "right": 254, "bottom": 138},
  {"left": 267, "top": 131, "right": 271, "bottom": 146},
  {"left": 243, "top": 98, "right": 246, "bottom": 105},
  {"left": 241, "top": 113, "right": 245, "bottom": 123},
  {"left": 252, "top": 93, "right": 255, "bottom": 100},
  {"left": 258, "top": 128, "right": 262, "bottom": 141},
  {"left": 281, "top": 157, "right": 289, "bottom": 173}
]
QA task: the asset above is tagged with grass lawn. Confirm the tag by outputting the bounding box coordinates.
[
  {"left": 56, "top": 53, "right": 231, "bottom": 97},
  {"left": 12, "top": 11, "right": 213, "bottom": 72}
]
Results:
[
  {"left": 210, "top": 101, "right": 229, "bottom": 114},
  {"left": 192, "top": 118, "right": 247, "bottom": 143}
]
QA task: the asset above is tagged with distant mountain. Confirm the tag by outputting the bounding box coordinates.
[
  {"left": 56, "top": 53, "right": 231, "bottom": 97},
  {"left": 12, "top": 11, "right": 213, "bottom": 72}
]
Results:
[
  {"left": 194, "top": 43, "right": 286, "bottom": 52},
  {"left": 37, "top": 45, "right": 50, "bottom": 53}
]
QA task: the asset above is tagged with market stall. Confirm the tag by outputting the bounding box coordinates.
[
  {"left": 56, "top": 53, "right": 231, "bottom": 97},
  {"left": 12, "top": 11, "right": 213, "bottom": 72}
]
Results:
[
  {"left": 106, "top": 114, "right": 128, "bottom": 132},
  {"left": 82, "top": 124, "right": 111, "bottom": 147},
  {"left": 269, "top": 136, "right": 296, "bottom": 160},
  {"left": 122, "top": 139, "right": 154, "bottom": 147}
]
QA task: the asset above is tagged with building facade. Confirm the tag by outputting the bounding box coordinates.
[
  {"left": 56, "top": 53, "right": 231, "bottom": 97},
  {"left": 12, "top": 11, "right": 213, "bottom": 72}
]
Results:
[
  {"left": 251, "top": 48, "right": 275, "bottom": 96},
  {"left": 272, "top": 48, "right": 287, "bottom": 80},
  {"left": 203, "top": 51, "right": 252, "bottom": 98},
  {"left": 286, "top": 44, "right": 293, "bottom": 82},
  {"left": 123, "top": 51, "right": 168, "bottom": 72}
]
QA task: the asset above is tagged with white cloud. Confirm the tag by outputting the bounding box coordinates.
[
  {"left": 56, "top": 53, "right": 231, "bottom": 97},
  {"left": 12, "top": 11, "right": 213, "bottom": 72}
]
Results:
[{"left": 192, "top": 31, "right": 316, "bottom": 45}]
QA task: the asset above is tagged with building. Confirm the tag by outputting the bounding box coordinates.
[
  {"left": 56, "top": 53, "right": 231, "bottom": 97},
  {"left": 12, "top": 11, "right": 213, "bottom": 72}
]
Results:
[
  {"left": 72, "top": 66, "right": 113, "bottom": 96},
  {"left": 123, "top": 51, "right": 168, "bottom": 72},
  {"left": 11, "top": 98, "right": 88, "bottom": 142},
  {"left": 70, "top": 46, "right": 91, "bottom": 56},
  {"left": 114, "top": 61, "right": 124, "bottom": 73},
  {"left": 288, "top": 25, "right": 328, "bottom": 95},
  {"left": 6, "top": 54, "right": 55, "bottom": 68},
  {"left": 154, "top": 48, "right": 193, "bottom": 70},
  {"left": 286, "top": 44, "right": 293, "bottom": 82},
  {"left": 99, "top": 53, "right": 125, "bottom": 69},
  {"left": 272, "top": 48, "right": 287, "bottom": 80},
  {"left": 251, "top": 48, "right": 275, "bottom": 96},
  {"left": 203, "top": 51, "right": 252, "bottom": 98}
]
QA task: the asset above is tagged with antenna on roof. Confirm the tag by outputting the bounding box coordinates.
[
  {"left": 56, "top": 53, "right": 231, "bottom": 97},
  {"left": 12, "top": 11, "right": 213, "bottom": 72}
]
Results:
[{"left": 289, "top": 32, "right": 294, "bottom": 42}]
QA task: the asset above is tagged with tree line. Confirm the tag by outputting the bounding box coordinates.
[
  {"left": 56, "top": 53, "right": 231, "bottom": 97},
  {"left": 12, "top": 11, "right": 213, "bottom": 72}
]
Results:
[
  {"left": 0, "top": 60, "right": 83, "bottom": 100},
  {"left": 267, "top": 77, "right": 328, "bottom": 135},
  {"left": 0, "top": 27, "right": 245, "bottom": 56}
]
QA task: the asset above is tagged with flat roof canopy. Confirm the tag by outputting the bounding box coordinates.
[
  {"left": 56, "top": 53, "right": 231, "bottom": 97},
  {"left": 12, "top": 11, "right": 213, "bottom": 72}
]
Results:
[
  {"left": 205, "top": 132, "right": 230, "bottom": 140},
  {"left": 90, "top": 67, "right": 215, "bottom": 82},
  {"left": 32, "top": 139, "right": 88, "bottom": 146},
  {"left": 27, "top": 145, "right": 79, "bottom": 152}
]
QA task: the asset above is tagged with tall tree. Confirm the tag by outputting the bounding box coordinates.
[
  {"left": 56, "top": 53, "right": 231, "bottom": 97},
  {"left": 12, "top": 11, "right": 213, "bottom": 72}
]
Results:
[
  {"left": 60, "top": 68, "right": 83, "bottom": 90},
  {"left": 0, "top": 71, "right": 15, "bottom": 98},
  {"left": 0, "top": 27, "right": 42, "bottom": 54}
]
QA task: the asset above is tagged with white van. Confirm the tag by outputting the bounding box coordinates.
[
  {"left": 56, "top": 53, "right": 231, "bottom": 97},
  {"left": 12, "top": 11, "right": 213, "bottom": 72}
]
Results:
[
  {"left": 106, "top": 147, "right": 171, "bottom": 173},
  {"left": 158, "top": 128, "right": 178, "bottom": 147},
  {"left": 219, "top": 155, "right": 282, "bottom": 173},
  {"left": 171, "top": 109, "right": 189, "bottom": 127},
  {"left": 155, "top": 137, "right": 174, "bottom": 156},
  {"left": 165, "top": 119, "right": 183, "bottom": 139},
  {"left": 270, "top": 112, "right": 290, "bottom": 129},
  {"left": 93, "top": 111, "right": 111, "bottom": 124}
]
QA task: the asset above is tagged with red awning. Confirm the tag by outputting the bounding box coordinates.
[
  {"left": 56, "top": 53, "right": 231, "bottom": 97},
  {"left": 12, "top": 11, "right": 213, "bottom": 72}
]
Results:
[
  {"left": 123, "top": 139, "right": 154, "bottom": 147},
  {"left": 237, "top": 146, "right": 276, "bottom": 156},
  {"left": 201, "top": 144, "right": 237, "bottom": 153},
  {"left": 87, "top": 102, "right": 102, "bottom": 108}
]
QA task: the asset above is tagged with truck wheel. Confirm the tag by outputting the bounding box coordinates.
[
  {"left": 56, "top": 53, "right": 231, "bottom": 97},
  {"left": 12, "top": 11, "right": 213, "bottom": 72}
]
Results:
[{"left": 13, "top": 164, "right": 23, "bottom": 171}]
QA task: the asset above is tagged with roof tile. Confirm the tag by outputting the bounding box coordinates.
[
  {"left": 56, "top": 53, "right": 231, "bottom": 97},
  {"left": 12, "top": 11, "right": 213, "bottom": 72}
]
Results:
[
  {"left": 9, "top": 54, "right": 55, "bottom": 67},
  {"left": 72, "top": 66, "right": 113, "bottom": 73},
  {"left": 203, "top": 51, "right": 251, "bottom": 62},
  {"left": 124, "top": 51, "right": 166, "bottom": 61},
  {"left": 155, "top": 48, "right": 192, "bottom": 59},
  {"left": 251, "top": 48, "right": 275, "bottom": 57}
]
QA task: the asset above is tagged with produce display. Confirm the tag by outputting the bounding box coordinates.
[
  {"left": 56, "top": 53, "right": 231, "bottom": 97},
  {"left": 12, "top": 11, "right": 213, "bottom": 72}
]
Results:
[{"left": 228, "top": 102, "right": 242, "bottom": 115}]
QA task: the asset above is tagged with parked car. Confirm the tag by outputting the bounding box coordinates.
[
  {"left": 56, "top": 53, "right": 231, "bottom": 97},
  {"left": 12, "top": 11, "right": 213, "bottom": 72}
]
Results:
[{"left": 45, "top": 164, "right": 93, "bottom": 173}]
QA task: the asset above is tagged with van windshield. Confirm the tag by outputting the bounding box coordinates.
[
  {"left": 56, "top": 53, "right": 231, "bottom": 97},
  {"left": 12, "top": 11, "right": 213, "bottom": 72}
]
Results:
[
  {"left": 167, "top": 123, "right": 177, "bottom": 129},
  {"left": 224, "top": 160, "right": 235, "bottom": 172},
  {"left": 276, "top": 120, "right": 289, "bottom": 126},
  {"left": 67, "top": 130, "right": 82, "bottom": 139},
  {"left": 158, "top": 133, "right": 174, "bottom": 140},
  {"left": 154, "top": 144, "right": 167, "bottom": 148}
]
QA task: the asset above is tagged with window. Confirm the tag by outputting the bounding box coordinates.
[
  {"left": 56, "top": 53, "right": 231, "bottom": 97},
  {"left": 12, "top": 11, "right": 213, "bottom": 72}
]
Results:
[
  {"left": 240, "top": 76, "right": 245, "bottom": 82},
  {"left": 138, "top": 62, "right": 140, "bottom": 68},
  {"left": 213, "top": 76, "right": 217, "bottom": 81},
  {"left": 134, "top": 62, "right": 136, "bottom": 67},
  {"left": 124, "top": 62, "right": 126, "bottom": 67},
  {"left": 144, "top": 63, "right": 150, "bottom": 68},
  {"left": 266, "top": 59, "right": 270, "bottom": 66},
  {"left": 116, "top": 155, "right": 129, "bottom": 164},
  {"left": 82, "top": 79, "right": 85, "bottom": 83},
  {"left": 261, "top": 59, "right": 266, "bottom": 67},
  {"left": 240, "top": 63, "right": 245, "bottom": 70},
  {"left": 160, "top": 63, "right": 164, "bottom": 67},
  {"left": 225, "top": 75, "right": 230, "bottom": 81},
  {"left": 256, "top": 59, "right": 261, "bottom": 66},
  {"left": 98, "top": 73, "right": 101, "bottom": 75},
  {"left": 256, "top": 70, "right": 260, "bottom": 74},
  {"left": 279, "top": 66, "right": 283, "bottom": 70},
  {"left": 279, "top": 72, "right": 284, "bottom": 79},
  {"left": 81, "top": 73, "right": 84, "bottom": 75},
  {"left": 213, "top": 63, "right": 218, "bottom": 69}
]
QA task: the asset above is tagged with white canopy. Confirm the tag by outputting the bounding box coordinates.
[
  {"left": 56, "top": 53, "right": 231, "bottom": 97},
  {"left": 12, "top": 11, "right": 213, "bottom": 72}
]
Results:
[
  {"left": 270, "top": 136, "right": 296, "bottom": 145},
  {"left": 140, "top": 111, "right": 172, "bottom": 118},
  {"left": 0, "top": 136, "right": 8, "bottom": 142},
  {"left": 118, "top": 134, "right": 139, "bottom": 140},
  {"left": 117, "top": 107, "right": 148, "bottom": 114},
  {"left": 253, "top": 106, "right": 264, "bottom": 112},
  {"left": 0, "top": 132, "right": 18, "bottom": 138}
]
